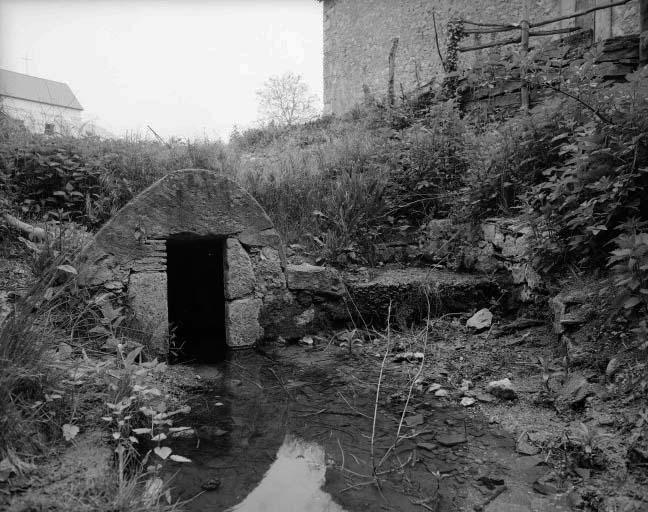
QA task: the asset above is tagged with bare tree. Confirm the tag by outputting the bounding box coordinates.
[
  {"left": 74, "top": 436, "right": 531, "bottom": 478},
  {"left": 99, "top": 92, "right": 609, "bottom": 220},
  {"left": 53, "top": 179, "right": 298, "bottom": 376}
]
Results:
[{"left": 256, "top": 72, "right": 319, "bottom": 127}]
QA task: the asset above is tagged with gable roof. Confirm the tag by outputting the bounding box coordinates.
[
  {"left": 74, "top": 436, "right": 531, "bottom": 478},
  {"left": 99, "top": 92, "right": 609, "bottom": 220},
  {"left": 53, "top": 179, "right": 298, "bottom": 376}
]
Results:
[{"left": 0, "top": 69, "right": 83, "bottom": 111}]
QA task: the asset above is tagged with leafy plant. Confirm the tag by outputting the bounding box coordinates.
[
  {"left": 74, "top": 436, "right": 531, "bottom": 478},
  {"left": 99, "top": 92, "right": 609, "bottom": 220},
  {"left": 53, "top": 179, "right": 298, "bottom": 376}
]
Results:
[
  {"left": 522, "top": 69, "right": 648, "bottom": 271},
  {"left": 608, "top": 221, "right": 648, "bottom": 313}
]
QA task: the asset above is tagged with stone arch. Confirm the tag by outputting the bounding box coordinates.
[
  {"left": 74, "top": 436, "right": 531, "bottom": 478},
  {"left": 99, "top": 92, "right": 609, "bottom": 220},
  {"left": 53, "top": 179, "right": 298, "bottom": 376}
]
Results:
[{"left": 77, "top": 169, "right": 288, "bottom": 354}]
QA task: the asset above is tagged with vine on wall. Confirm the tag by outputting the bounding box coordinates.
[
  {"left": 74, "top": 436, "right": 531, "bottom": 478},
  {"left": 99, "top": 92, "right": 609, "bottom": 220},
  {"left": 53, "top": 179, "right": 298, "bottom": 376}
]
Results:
[{"left": 442, "top": 18, "right": 466, "bottom": 97}]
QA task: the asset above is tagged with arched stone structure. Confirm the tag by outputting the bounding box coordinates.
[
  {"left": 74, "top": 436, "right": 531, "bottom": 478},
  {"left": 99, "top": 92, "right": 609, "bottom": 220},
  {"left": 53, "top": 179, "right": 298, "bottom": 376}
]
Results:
[{"left": 77, "top": 169, "right": 292, "bottom": 353}]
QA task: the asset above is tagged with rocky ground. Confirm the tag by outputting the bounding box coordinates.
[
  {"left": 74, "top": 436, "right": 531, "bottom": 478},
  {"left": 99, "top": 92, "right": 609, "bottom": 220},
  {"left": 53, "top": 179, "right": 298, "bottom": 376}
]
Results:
[
  {"left": 1, "top": 235, "right": 647, "bottom": 511},
  {"left": 306, "top": 306, "right": 648, "bottom": 512}
]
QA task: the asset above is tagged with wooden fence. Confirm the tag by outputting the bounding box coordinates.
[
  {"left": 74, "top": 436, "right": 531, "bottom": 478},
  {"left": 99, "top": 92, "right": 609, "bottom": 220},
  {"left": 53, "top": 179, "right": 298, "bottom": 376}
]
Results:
[{"left": 455, "top": 0, "right": 646, "bottom": 109}]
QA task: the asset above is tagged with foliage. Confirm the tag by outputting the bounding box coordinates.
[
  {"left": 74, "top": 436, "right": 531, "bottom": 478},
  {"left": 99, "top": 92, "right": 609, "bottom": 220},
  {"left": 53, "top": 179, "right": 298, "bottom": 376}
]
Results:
[
  {"left": 313, "top": 169, "right": 388, "bottom": 263},
  {"left": 460, "top": 108, "right": 569, "bottom": 219},
  {"left": 388, "top": 100, "right": 467, "bottom": 220},
  {"left": 608, "top": 221, "right": 648, "bottom": 313},
  {"left": 256, "top": 72, "right": 320, "bottom": 127},
  {"left": 523, "top": 70, "right": 648, "bottom": 271},
  {"left": 0, "top": 127, "right": 232, "bottom": 230}
]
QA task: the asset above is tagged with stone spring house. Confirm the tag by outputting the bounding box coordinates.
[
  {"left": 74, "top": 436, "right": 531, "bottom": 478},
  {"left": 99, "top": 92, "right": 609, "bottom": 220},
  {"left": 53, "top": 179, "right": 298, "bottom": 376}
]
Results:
[
  {"left": 0, "top": 68, "right": 83, "bottom": 134},
  {"left": 322, "top": 0, "right": 640, "bottom": 114},
  {"left": 77, "top": 169, "right": 502, "bottom": 359},
  {"left": 77, "top": 169, "right": 347, "bottom": 360}
]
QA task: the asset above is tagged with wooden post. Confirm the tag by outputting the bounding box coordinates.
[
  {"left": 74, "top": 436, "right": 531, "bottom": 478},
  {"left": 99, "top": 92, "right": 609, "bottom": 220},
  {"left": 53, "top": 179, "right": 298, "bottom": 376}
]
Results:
[
  {"left": 520, "top": 20, "right": 530, "bottom": 109},
  {"left": 387, "top": 37, "right": 399, "bottom": 107},
  {"left": 641, "top": 0, "right": 648, "bottom": 65}
]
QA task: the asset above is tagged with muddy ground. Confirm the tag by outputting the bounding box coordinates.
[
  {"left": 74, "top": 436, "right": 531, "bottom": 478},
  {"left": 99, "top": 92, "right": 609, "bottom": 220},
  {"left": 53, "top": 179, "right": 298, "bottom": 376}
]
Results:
[
  {"left": 156, "top": 317, "right": 648, "bottom": 512},
  {"left": 1, "top": 249, "right": 646, "bottom": 511}
]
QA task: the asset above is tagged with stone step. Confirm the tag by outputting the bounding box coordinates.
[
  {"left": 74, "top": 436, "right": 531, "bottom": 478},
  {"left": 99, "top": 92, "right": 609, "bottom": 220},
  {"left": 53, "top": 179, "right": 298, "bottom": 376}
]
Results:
[{"left": 344, "top": 267, "right": 501, "bottom": 328}]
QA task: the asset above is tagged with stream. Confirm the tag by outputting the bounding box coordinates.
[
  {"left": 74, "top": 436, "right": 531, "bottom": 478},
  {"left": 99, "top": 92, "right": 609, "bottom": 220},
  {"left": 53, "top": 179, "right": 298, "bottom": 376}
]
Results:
[{"left": 163, "top": 347, "right": 569, "bottom": 512}]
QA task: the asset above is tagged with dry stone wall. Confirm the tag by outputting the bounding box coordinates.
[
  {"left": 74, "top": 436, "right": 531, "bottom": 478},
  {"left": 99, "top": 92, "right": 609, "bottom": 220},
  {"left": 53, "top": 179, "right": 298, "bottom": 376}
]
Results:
[{"left": 322, "top": 0, "right": 639, "bottom": 114}]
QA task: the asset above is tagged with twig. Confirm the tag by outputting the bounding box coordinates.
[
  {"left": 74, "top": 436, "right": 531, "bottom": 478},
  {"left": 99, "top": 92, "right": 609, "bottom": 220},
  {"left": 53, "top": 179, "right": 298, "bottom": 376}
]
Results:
[
  {"left": 338, "top": 392, "right": 373, "bottom": 420},
  {"left": 295, "top": 408, "right": 326, "bottom": 417},
  {"left": 268, "top": 368, "right": 290, "bottom": 398},
  {"left": 371, "top": 301, "right": 392, "bottom": 476},
  {"left": 536, "top": 81, "right": 615, "bottom": 125},
  {"left": 229, "top": 361, "right": 263, "bottom": 389},
  {"left": 395, "top": 293, "right": 432, "bottom": 442},
  {"left": 340, "top": 480, "right": 376, "bottom": 493},
  {"left": 337, "top": 437, "right": 346, "bottom": 472}
]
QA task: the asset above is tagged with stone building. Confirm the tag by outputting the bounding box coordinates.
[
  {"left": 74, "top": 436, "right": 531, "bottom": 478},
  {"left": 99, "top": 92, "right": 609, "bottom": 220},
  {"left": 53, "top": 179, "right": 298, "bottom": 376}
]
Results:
[
  {"left": 77, "top": 169, "right": 346, "bottom": 361},
  {"left": 0, "top": 68, "right": 83, "bottom": 134},
  {"left": 322, "top": 0, "right": 640, "bottom": 114}
]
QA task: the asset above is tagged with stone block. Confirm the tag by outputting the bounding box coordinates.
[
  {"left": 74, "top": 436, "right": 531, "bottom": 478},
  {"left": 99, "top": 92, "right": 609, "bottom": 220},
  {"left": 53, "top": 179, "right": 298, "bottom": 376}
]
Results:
[
  {"left": 239, "top": 228, "right": 282, "bottom": 249},
  {"left": 128, "top": 272, "right": 168, "bottom": 347},
  {"left": 226, "top": 298, "right": 263, "bottom": 348},
  {"left": 225, "top": 238, "right": 256, "bottom": 300},
  {"left": 253, "top": 248, "right": 286, "bottom": 293},
  {"left": 286, "top": 264, "right": 345, "bottom": 296}
]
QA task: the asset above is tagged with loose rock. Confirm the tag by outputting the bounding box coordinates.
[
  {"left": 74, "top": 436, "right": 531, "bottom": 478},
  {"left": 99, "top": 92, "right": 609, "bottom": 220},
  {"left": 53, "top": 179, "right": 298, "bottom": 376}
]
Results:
[
  {"left": 436, "top": 434, "right": 467, "bottom": 447},
  {"left": 486, "top": 378, "right": 517, "bottom": 400},
  {"left": 560, "top": 374, "right": 590, "bottom": 407},
  {"left": 466, "top": 308, "right": 493, "bottom": 331},
  {"left": 460, "top": 397, "right": 476, "bottom": 407}
]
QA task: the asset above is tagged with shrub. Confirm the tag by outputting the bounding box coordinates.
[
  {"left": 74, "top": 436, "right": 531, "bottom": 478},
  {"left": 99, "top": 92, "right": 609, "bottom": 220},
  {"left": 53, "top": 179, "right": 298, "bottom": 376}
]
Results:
[
  {"left": 0, "top": 129, "right": 232, "bottom": 230},
  {"left": 460, "top": 103, "right": 570, "bottom": 219},
  {"left": 523, "top": 70, "right": 648, "bottom": 271},
  {"left": 388, "top": 100, "right": 467, "bottom": 221},
  {"left": 608, "top": 220, "right": 648, "bottom": 313}
]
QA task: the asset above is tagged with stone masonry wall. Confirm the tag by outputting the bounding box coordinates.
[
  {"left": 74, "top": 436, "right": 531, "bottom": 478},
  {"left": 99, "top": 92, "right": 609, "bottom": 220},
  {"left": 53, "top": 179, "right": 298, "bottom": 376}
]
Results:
[{"left": 323, "top": 0, "right": 639, "bottom": 114}]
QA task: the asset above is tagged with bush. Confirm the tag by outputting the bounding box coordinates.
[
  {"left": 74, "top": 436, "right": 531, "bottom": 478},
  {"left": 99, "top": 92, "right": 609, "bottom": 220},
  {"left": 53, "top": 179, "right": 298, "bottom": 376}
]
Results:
[
  {"left": 523, "top": 70, "right": 648, "bottom": 271},
  {"left": 460, "top": 103, "right": 570, "bottom": 219},
  {"left": 0, "top": 127, "right": 232, "bottom": 230},
  {"left": 608, "top": 220, "right": 648, "bottom": 313}
]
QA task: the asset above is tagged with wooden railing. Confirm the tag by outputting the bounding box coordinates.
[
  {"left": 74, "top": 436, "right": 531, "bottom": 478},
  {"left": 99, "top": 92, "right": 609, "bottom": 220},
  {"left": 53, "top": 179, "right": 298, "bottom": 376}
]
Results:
[{"left": 454, "top": 0, "right": 643, "bottom": 108}]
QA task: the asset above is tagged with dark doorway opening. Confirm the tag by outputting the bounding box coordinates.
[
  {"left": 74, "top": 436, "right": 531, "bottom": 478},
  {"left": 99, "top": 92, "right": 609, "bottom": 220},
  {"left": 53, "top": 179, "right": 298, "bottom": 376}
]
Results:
[{"left": 167, "top": 237, "right": 227, "bottom": 363}]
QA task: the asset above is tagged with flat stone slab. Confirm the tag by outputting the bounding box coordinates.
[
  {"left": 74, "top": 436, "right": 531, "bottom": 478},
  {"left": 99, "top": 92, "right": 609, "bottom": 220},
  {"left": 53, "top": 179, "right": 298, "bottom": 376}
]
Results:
[
  {"left": 286, "top": 264, "right": 345, "bottom": 296},
  {"left": 436, "top": 433, "right": 467, "bottom": 447},
  {"left": 344, "top": 267, "right": 501, "bottom": 327}
]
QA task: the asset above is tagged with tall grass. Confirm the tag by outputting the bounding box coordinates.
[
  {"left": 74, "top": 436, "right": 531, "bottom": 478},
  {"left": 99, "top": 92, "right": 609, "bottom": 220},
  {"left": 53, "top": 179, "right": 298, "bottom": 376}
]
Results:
[{"left": 0, "top": 260, "right": 66, "bottom": 459}]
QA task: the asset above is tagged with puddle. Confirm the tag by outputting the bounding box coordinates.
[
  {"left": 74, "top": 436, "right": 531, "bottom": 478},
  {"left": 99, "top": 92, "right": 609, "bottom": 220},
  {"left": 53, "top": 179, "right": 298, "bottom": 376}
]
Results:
[
  {"left": 230, "top": 435, "right": 347, "bottom": 512},
  {"left": 163, "top": 349, "right": 568, "bottom": 512}
]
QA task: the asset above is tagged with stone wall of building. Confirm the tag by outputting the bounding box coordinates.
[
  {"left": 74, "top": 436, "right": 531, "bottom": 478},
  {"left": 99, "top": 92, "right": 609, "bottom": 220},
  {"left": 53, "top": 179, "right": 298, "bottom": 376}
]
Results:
[{"left": 322, "top": 0, "right": 639, "bottom": 115}]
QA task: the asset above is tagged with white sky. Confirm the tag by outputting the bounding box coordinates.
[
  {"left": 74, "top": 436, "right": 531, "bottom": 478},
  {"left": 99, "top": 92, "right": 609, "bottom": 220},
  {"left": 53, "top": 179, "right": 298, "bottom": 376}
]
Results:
[{"left": 0, "top": 0, "right": 323, "bottom": 140}]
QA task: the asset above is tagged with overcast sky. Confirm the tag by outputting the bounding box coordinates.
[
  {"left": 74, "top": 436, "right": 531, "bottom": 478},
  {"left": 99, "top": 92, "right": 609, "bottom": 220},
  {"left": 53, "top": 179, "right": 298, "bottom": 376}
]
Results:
[{"left": 0, "top": 0, "right": 323, "bottom": 140}]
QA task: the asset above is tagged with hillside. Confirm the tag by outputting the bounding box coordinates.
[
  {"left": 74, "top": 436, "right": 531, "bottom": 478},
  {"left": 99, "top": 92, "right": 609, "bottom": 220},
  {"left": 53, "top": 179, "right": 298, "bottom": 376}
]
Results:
[{"left": 1, "top": 54, "right": 648, "bottom": 511}]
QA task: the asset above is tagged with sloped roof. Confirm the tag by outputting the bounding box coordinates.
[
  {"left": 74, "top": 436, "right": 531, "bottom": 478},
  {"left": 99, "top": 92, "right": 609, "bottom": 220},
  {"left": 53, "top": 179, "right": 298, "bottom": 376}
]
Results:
[{"left": 0, "top": 68, "right": 83, "bottom": 111}]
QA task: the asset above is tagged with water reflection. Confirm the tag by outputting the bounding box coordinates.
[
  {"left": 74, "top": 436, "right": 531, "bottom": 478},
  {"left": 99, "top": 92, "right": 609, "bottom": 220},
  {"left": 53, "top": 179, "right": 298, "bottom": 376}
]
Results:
[{"left": 229, "top": 435, "right": 347, "bottom": 512}]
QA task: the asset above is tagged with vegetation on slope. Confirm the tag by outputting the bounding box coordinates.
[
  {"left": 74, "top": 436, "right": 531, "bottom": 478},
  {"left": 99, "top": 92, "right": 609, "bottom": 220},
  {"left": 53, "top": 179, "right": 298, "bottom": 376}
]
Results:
[{"left": 0, "top": 44, "right": 647, "bottom": 511}]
